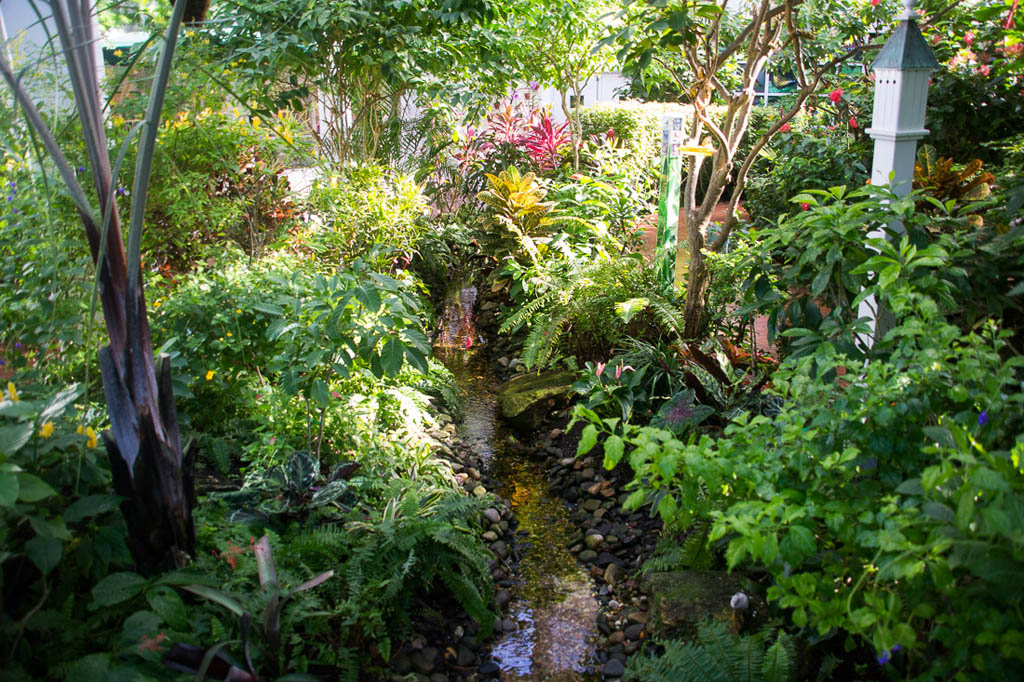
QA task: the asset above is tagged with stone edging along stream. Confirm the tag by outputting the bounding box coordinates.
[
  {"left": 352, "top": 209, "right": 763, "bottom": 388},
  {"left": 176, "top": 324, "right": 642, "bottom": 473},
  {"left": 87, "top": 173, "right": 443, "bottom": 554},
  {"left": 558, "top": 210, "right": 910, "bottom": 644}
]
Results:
[{"left": 385, "top": 282, "right": 664, "bottom": 681}]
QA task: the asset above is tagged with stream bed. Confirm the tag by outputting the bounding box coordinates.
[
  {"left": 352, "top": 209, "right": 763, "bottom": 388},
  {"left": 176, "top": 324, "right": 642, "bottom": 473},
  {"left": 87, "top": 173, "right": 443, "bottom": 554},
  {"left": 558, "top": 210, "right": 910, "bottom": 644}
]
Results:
[{"left": 436, "top": 281, "right": 599, "bottom": 681}]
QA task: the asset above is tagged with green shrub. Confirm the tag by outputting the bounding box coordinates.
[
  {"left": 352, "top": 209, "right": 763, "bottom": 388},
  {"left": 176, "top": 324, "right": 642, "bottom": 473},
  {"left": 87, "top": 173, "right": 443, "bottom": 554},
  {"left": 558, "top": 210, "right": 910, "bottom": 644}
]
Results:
[
  {"left": 743, "top": 119, "right": 870, "bottom": 228},
  {"left": 110, "top": 110, "right": 304, "bottom": 271},
  {"left": 302, "top": 165, "right": 429, "bottom": 270}
]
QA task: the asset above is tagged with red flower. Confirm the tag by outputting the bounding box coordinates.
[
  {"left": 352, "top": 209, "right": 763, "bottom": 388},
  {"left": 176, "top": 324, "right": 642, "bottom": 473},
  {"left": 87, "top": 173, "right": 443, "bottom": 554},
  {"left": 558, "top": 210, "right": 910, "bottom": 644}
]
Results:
[
  {"left": 779, "top": 123, "right": 791, "bottom": 133},
  {"left": 849, "top": 116, "right": 859, "bottom": 128},
  {"left": 871, "top": 0, "right": 880, "bottom": 5},
  {"left": 801, "top": 202, "right": 811, "bottom": 211},
  {"left": 829, "top": 88, "right": 843, "bottom": 104},
  {"left": 964, "top": 31, "right": 975, "bottom": 46}
]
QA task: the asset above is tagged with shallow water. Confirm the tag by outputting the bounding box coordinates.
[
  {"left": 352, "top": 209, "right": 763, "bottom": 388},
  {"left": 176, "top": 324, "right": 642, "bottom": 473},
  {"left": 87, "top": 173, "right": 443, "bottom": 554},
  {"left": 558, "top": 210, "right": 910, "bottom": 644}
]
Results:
[{"left": 435, "top": 282, "right": 598, "bottom": 681}]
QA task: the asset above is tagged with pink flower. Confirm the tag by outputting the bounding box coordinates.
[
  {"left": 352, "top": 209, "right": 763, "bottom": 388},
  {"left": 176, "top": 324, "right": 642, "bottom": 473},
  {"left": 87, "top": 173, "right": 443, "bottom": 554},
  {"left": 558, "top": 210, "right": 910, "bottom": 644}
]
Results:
[
  {"left": 871, "top": 0, "right": 879, "bottom": 5},
  {"left": 595, "top": 362, "right": 606, "bottom": 377},
  {"left": 801, "top": 202, "right": 811, "bottom": 211},
  {"left": 977, "top": 64, "right": 991, "bottom": 76},
  {"left": 828, "top": 88, "right": 843, "bottom": 104},
  {"left": 139, "top": 632, "right": 167, "bottom": 653},
  {"left": 779, "top": 122, "right": 791, "bottom": 133},
  {"left": 606, "top": 129, "right": 616, "bottom": 139},
  {"left": 849, "top": 116, "right": 859, "bottom": 128},
  {"left": 614, "top": 364, "right": 634, "bottom": 380},
  {"left": 965, "top": 31, "right": 975, "bottom": 46},
  {"left": 464, "top": 337, "right": 472, "bottom": 349}
]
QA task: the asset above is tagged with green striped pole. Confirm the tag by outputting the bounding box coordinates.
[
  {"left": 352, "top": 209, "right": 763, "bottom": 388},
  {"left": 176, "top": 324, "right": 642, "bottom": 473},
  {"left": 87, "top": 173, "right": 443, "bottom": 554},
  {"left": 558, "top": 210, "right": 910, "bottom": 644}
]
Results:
[{"left": 656, "top": 116, "right": 684, "bottom": 288}]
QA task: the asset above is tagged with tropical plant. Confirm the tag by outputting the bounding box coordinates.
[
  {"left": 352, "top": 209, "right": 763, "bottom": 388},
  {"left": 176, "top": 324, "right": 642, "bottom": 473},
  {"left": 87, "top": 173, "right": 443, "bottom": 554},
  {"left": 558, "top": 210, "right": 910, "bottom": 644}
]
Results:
[
  {"left": 0, "top": 0, "right": 194, "bottom": 574},
  {"left": 477, "top": 166, "right": 557, "bottom": 263},
  {"left": 625, "top": 620, "right": 796, "bottom": 682},
  {"left": 168, "top": 536, "right": 333, "bottom": 680},
  {"left": 215, "top": 451, "right": 361, "bottom": 530},
  {"left": 521, "top": 108, "right": 572, "bottom": 172},
  {"left": 913, "top": 144, "right": 994, "bottom": 204},
  {"left": 339, "top": 484, "right": 496, "bottom": 659}
]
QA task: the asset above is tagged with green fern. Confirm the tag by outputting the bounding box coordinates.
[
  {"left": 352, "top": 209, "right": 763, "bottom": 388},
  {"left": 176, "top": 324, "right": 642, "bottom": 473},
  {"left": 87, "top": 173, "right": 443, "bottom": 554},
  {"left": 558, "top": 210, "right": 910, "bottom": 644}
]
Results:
[
  {"left": 643, "top": 522, "right": 715, "bottom": 574},
  {"left": 625, "top": 621, "right": 796, "bottom": 682}
]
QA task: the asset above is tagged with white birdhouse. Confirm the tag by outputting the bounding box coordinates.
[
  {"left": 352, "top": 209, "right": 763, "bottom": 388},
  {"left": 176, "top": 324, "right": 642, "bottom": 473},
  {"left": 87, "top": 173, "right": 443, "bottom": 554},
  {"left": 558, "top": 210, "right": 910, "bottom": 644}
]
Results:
[{"left": 864, "top": 0, "right": 939, "bottom": 197}]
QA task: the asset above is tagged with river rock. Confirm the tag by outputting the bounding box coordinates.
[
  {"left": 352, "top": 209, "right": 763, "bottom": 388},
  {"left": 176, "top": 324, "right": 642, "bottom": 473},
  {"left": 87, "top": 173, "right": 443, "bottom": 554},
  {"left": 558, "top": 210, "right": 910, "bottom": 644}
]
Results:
[
  {"left": 409, "top": 647, "right": 438, "bottom": 674},
  {"left": 495, "top": 589, "right": 511, "bottom": 608},
  {"left": 457, "top": 644, "right": 477, "bottom": 667},
  {"left": 584, "top": 533, "right": 605, "bottom": 550},
  {"left": 603, "top": 658, "right": 626, "bottom": 677},
  {"left": 482, "top": 531, "right": 498, "bottom": 542},
  {"left": 604, "top": 563, "right": 627, "bottom": 586},
  {"left": 583, "top": 498, "right": 602, "bottom": 512},
  {"left": 644, "top": 570, "right": 752, "bottom": 639},
  {"left": 478, "top": 661, "right": 500, "bottom": 676},
  {"left": 627, "top": 611, "right": 649, "bottom": 625},
  {"left": 496, "top": 370, "right": 577, "bottom": 431},
  {"left": 483, "top": 508, "right": 501, "bottom": 524},
  {"left": 624, "top": 623, "right": 645, "bottom": 640},
  {"left": 472, "top": 485, "right": 488, "bottom": 498},
  {"left": 490, "top": 541, "right": 508, "bottom": 559},
  {"left": 578, "top": 549, "right": 598, "bottom": 562}
]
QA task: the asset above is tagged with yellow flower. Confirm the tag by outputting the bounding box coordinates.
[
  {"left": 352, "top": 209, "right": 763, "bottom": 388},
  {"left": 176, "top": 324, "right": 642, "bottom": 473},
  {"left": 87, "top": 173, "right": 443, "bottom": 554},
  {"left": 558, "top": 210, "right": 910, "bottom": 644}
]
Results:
[
  {"left": 112, "top": 114, "right": 125, "bottom": 128},
  {"left": 152, "top": 298, "right": 162, "bottom": 309},
  {"left": 226, "top": 332, "right": 232, "bottom": 337},
  {"left": 6, "top": 382, "right": 17, "bottom": 402},
  {"left": 205, "top": 370, "right": 215, "bottom": 381},
  {"left": 113, "top": 49, "right": 123, "bottom": 57},
  {"left": 282, "top": 130, "right": 293, "bottom": 145},
  {"left": 251, "top": 116, "right": 261, "bottom": 128},
  {"left": 39, "top": 422, "right": 54, "bottom": 439},
  {"left": 236, "top": 308, "right": 242, "bottom": 314},
  {"left": 232, "top": 107, "right": 240, "bottom": 118},
  {"left": 86, "top": 427, "right": 98, "bottom": 448}
]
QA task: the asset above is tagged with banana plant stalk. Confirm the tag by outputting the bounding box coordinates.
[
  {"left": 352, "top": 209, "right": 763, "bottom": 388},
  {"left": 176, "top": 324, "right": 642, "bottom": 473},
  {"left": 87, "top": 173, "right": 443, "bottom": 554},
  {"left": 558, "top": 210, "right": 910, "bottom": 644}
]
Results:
[{"left": 0, "top": 0, "right": 195, "bottom": 574}]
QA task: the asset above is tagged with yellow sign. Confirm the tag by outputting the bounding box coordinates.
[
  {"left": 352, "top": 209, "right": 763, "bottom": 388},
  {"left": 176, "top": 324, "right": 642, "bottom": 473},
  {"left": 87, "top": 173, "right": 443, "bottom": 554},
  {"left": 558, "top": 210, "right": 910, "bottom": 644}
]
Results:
[{"left": 678, "top": 146, "right": 715, "bottom": 156}]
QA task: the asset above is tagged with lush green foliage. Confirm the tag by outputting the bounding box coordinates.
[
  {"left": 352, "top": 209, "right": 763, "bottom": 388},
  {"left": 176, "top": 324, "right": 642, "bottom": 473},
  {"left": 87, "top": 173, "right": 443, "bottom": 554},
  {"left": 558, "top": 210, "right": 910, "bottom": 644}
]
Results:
[
  {"left": 302, "top": 165, "right": 429, "bottom": 270},
  {"left": 576, "top": 188, "right": 1024, "bottom": 679}
]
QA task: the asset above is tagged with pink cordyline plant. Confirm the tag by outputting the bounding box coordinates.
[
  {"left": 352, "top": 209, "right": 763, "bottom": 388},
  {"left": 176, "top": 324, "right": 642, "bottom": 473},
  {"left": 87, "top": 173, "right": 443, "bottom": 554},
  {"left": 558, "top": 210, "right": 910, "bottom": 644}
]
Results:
[{"left": 522, "top": 109, "right": 571, "bottom": 172}]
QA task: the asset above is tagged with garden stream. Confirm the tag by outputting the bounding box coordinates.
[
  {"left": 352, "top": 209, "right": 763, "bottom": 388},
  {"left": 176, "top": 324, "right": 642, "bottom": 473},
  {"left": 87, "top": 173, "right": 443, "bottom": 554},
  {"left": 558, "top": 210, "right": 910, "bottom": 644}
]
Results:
[{"left": 435, "top": 280, "right": 600, "bottom": 681}]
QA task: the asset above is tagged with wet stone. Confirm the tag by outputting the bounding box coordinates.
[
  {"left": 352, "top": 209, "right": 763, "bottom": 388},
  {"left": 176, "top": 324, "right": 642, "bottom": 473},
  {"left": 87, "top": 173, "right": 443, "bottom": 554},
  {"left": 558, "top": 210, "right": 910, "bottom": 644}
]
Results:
[
  {"left": 603, "top": 659, "right": 626, "bottom": 677},
  {"left": 624, "top": 623, "right": 645, "bottom": 640},
  {"left": 502, "top": 618, "right": 517, "bottom": 632},
  {"left": 472, "top": 485, "right": 488, "bottom": 497},
  {"left": 490, "top": 541, "right": 508, "bottom": 559},
  {"left": 391, "top": 653, "right": 413, "bottom": 675},
  {"left": 481, "top": 531, "right": 499, "bottom": 542},
  {"left": 627, "top": 611, "right": 649, "bottom": 625},
  {"left": 584, "top": 533, "right": 605, "bottom": 550},
  {"left": 483, "top": 508, "right": 501, "bottom": 524},
  {"left": 579, "top": 549, "right": 598, "bottom": 562},
  {"left": 410, "top": 647, "right": 438, "bottom": 674},
  {"left": 604, "top": 563, "right": 627, "bottom": 586},
  {"left": 457, "top": 645, "right": 477, "bottom": 667},
  {"left": 583, "top": 498, "right": 602, "bottom": 512},
  {"left": 478, "top": 661, "right": 500, "bottom": 676},
  {"left": 495, "top": 589, "right": 511, "bottom": 608},
  {"left": 596, "top": 551, "right": 619, "bottom": 567}
]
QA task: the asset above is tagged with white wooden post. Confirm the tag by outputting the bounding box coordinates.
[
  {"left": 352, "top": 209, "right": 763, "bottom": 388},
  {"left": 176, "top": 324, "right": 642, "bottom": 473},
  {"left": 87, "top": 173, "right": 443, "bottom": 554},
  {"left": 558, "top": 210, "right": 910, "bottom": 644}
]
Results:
[{"left": 858, "top": 0, "right": 939, "bottom": 343}]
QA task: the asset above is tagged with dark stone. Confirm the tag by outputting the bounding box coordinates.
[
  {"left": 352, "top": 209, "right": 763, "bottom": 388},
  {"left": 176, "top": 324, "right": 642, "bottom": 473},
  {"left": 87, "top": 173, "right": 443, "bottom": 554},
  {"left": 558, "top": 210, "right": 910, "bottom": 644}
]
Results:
[
  {"left": 603, "top": 659, "right": 626, "bottom": 677},
  {"left": 596, "top": 551, "right": 619, "bottom": 567},
  {"left": 457, "top": 644, "right": 477, "bottom": 667},
  {"left": 495, "top": 589, "right": 511, "bottom": 608},
  {"left": 391, "top": 653, "right": 413, "bottom": 675},
  {"left": 624, "top": 623, "right": 645, "bottom": 640},
  {"left": 478, "top": 661, "right": 500, "bottom": 676},
  {"left": 409, "top": 647, "right": 438, "bottom": 675},
  {"left": 578, "top": 549, "right": 598, "bottom": 562}
]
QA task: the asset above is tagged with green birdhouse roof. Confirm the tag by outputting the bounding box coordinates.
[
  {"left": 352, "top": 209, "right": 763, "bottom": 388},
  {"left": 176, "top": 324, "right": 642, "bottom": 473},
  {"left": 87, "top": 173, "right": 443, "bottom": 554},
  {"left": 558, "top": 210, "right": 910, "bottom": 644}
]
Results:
[{"left": 871, "top": 19, "right": 940, "bottom": 70}]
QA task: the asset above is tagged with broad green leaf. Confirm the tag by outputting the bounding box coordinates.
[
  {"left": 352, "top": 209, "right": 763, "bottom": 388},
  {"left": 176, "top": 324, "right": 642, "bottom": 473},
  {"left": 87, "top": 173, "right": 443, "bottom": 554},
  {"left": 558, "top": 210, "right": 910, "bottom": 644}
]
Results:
[
  {"left": 26, "top": 536, "right": 63, "bottom": 575},
  {"left": 91, "top": 571, "right": 147, "bottom": 609},
  {"left": 614, "top": 297, "right": 649, "bottom": 324},
  {"left": 147, "top": 585, "right": 188, "bottom": 630},
  {"left": 40, "top": 384, "right": 84, "bottom": 422},
  {"left": 577, "top": 424, "right": 598, "bottom": 455},
  {"left": 181, "top": 584, "right": 245, "bottom": 617},
  {"left": 64, "top": 494, "right": 121, "bottom": 523},
  {"left": 311, "top": 379, "right": 329, "bottom": 408},
  {"left": 0, "top": 422, "right": 34, "bottom": 456},
  {"left": 603, "top": 435, "right": 624, "bottom": 469},
  {"left": 17, "top": 473, "right": 57, "bottom": 502},
  {"left": 380, "top": 337, "right": 405, "bottom": 377},
  {"left": 0, "top": 471, "right": 18, "bottom": 507}
]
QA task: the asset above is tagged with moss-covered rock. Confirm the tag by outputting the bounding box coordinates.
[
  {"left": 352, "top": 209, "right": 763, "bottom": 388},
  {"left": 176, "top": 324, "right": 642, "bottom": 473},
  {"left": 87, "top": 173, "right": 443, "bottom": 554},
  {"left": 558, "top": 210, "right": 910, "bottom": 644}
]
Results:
[
  {"left": 644, "top": 571, "right": 764, "bottom": 640},
  {"left": 496, "top": 370, "right": 577, "bottom": 431}
]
